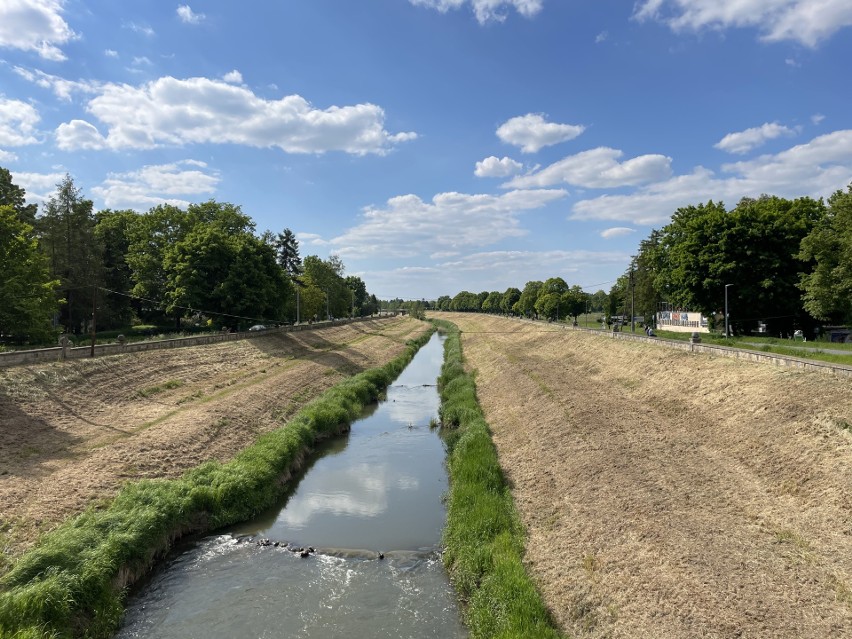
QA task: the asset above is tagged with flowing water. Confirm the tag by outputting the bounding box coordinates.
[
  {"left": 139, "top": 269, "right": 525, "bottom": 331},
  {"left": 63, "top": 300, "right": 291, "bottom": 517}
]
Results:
[{"left": 116, "top": 333, "right": 467, "bottom": 638}]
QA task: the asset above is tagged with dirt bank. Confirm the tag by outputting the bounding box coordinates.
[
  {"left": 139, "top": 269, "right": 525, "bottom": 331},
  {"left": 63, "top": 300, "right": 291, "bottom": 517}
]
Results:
[
  {"left": 0, "top": 317, "right": 428, "bottom": 571},
  {"left": 432, "top": 313, "right": 852, "bottom": 639}
]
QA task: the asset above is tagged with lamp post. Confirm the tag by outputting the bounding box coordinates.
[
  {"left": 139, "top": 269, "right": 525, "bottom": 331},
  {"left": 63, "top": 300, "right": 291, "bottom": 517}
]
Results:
[{"left": 725, "top": 284, "right": 732, "bottom": 338}]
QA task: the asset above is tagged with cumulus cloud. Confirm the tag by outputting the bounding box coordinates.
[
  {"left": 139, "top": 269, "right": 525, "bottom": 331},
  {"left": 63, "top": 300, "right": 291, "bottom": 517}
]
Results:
[
  {"left": 104, "top": 49, "right": 118, "bottom": 58},
  {"left": 633, "top": 0, "right": 852, "bottom": 47},
  {"left": 10, "top": 170, "right": 65, "bottom": 202},
  {"left": 0, "top": 149, "right": 19, "bottom": 162},
  {"left": 474, "top": 155, "right": 523, "bottom": 177},
  {"left": 331, "top": 188, "right": 566, "bottom": 259},
  {"left": 0, "top": 98, "right": 42, "bottom": 147},
  {"left": 600, "top": 227, "right": 636, "bottom": 239},
  {"left": 811, "top": 113, "right": 825, "bottom": 125},
  {"left": 506, "top": 147, "right": 672, "bottom": 189},
  {"left": 177, "top": 5, "right": 205, "bottom": 24},
  {"left": 361, "top": 248, "right": 627, "bottom": 299},
  {"left": 55, "top": 119, "right": 107, "bottom": 150},
  {"left": 714, "top": 122, "right": 796, "bottom": 154},
  {"left": 52, "top": 75, "right": 417, "bottom": 155},
  {"left": 222, "top": 70, "right": 243, "bottom": 84},
  {"left": 409, "top": 0, "right": 543, "bottom": 23},
  {"left": 90, "top": 160, "right": 220, "bottom": 210},
  {"left": 13, "top": 66, "right": 103, "bottom": 101},
  {"left": 497, "top": 113, "right": 585, "bottom": 153},
  {"left": 0, "top": 0, "right": 76, "bottom": 61},
  {"left": 571, "top": 130, "right": 852, "bottom": 225}
]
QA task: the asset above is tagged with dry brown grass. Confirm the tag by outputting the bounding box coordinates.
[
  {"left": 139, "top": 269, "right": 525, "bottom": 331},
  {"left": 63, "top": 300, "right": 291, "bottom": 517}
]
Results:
[
  {"left": 0, "top": 317, "right": 429, "bottom": 571},
  {"left": 432, "top": 312, "right": 852, "bottom": 639}
]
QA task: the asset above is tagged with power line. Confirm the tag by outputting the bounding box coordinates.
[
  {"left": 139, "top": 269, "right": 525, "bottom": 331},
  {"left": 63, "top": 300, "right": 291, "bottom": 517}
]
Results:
[{"left": 98, "top": 287, "right": 282, "bottom": 325}]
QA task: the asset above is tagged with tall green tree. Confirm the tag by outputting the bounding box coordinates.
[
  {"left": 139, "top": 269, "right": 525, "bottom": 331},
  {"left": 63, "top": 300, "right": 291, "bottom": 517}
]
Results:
[
  {"left": 0, "top": 167, "right": 37, "bottom": 226},
  {"left": 38, "top": 175, "right": 103, "bottom": 334},
  {"left": 516, "top": 281, "right": 542, "bottom": 317},
  {"left": 275, "top": 228, "right": 303, "bottom": 276},
  {"left": 0, "top": 205, "right": 60, "bottom": 342},
  {"left": 94, "top": 209, "right": 138, "bottom": 328},
  {"left": 799, "top": 185, "right": 852, "bottom": 324},
  {"left": 653, "top": 196, "right": 824, "bottom": 334},
  {"left": 500, "top": 287, "right": 521, "bottom": 315}
]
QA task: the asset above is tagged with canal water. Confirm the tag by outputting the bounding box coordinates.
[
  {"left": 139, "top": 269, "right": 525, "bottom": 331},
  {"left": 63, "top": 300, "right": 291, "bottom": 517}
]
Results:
[{"left": 116, "top": 333, "right": 467, "bottom": 639}]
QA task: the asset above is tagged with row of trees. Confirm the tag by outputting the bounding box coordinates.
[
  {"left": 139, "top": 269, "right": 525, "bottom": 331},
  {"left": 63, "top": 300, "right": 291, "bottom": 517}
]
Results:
[
  {"left": 0, "top": 168, "right": 379, "bottom": 344},
  {"left": 607, "top": 186, "right": 852, "bottom": 335},
  {"left": 423, "top": 185, "right": 852, "bottom": 337},
  {"left": 433, "top": 283, "right": 608, "bottom": 322}
]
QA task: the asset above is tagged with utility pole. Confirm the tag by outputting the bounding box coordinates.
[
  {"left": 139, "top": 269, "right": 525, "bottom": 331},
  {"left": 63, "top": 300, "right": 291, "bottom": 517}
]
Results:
[
  {"left": 725, "top": 284, "right": 732, "bottom": 338},
  {"left": 296, "top": 287, "right": 300, "bottom": 324},
  {"left": 325, "top": 290, "right": 330, "bottom": 321},
  {"left": 630, "top": 264, "right": 636, "bottom": 333},
  {"left": 90, "top": 284, "right": 97, "bottom": 357}
]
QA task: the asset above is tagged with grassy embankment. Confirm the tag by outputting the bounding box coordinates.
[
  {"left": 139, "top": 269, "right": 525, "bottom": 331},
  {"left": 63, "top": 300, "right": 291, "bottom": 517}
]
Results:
[
  {"left": 0, "top": 328, "right": 434, "bottom": 639},
  {"left": 434, "top": 319, "right": 562, "bottom": 639}
]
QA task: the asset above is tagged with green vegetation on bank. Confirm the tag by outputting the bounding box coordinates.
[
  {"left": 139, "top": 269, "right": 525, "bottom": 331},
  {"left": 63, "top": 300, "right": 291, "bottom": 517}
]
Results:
[
  {"left": 0, "top": 327, "right": 434, "bottom": 639},
  {"left": 433, "top": 319, "right": 561, "bottom": 639}
]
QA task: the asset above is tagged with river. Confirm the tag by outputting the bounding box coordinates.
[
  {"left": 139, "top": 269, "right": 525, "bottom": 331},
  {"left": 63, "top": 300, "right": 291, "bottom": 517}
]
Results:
[{"left": 116, "top": 332, "right": 467, "bottom": 638}]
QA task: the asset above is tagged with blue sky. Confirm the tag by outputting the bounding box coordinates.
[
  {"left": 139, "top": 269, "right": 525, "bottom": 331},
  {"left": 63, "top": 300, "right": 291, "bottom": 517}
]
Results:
[{"left": 2, "top": 0, "right": 851, "bottom": 299}]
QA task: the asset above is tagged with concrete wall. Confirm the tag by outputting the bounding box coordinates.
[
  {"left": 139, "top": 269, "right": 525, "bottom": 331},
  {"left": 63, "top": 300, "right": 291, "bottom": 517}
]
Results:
[{"left": 0, "top": 316, "right": 392, "bottom": 369}]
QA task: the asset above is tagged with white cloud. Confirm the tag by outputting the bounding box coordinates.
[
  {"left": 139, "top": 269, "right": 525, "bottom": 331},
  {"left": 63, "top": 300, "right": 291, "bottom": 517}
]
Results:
[
  {"left": 131, "top": 56, "right": 152, "bottom": 66},
  {"left": 10, "top": 170, "right": 64, "bottom": 202},
  {"left": 104, "top": 49, "right": 118, "bottom": 58},
  {"left": 572, "top": 130, "right": 852, "bottom": 225},
  {"left": 409, "top": 0, "right": 543, "bottom": 23},
  {"left": 124, "top": 22, "right": 155, "bottom": 37},
  {"left": 55, "top": 119, "right": 107, "bottom": 150},
  {"left": 474, "top": 155, "right": 523, "bottom": 177},
  {"left": 595, "top": 31, "right": 608, "bottom": 43},
  {"left": 438, "top": 249, "right": 626, "bottom": 272},
  {"left": 13, "top": 66, "right": 103, "bottom": 101},
  {"left": 0, "top": 149, "right": 19, "bottom": 162},
  {"left": 222, "top": 70, "right": 243, "bottom": 84},
  {"left": 497, "top": 113, "right": 585, "bottom": 153},
  {"left": 714, "top": 122, "right": 796, "bottom": 154},
  {"left": 0, "top": 0, "right": 76, "bottom": 61},
  {"left": 331, "top": 188, "right": 567, "bottom": 259},
  {"left": 811, "top": 113, "right": 825, "bottom": 125},
  {"left": 53, "top": 75, "right": 417, "bottom": 155},
  {"left": 177, "top": 5, "right": 205, "bottom": 24},
  {"left": 90, "top": 160, "right": 219, "bottom": 210},
  {"left": 296, "top": 232, "right": 330, "bottom": 246},
  {"left": 506, "top": 147, "right": 672, "bottom": 189},
  {"left": 633, "top": 0, "right": 852, "bottom": 47},
  {"left": 0, "top": 98, "right": 41, "bottom": 147},
  {"left": 600, "top": 227, "right": 636, "bottom": 239},
  {"left": 361, "top": 248, "right": 627, "bottom": 299}
]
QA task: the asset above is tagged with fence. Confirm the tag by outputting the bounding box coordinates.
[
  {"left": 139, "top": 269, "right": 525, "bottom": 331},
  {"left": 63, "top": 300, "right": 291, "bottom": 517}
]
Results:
[{"left": 0, "top": 316, "right": 395, "bottom": 369}]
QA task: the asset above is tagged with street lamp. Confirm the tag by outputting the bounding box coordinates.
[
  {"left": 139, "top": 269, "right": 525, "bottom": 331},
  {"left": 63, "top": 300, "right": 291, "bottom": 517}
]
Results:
[{"left": 725, "top": 284, "right": 733, "bottom": 338}]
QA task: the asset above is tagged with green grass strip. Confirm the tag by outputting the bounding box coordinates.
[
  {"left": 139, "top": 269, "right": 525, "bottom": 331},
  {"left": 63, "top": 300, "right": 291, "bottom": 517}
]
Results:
[
  {"left": 433, "top": 319, "right": 563, "bottom": 639},
  {"left": 0, "top": 329, "right": 434, "bottom": 639}
]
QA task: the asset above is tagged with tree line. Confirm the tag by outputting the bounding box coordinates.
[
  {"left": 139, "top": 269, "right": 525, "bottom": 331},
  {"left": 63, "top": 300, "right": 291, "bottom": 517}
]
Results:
[
  {"left": 0, "top": 169, "right": 379, "bottom": 344},
  {"left": 423, "top": 184, "right": 852, "bottom": 337},
  {"left": 608, "top": 186, "right": 852, "bottom": 336}
]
